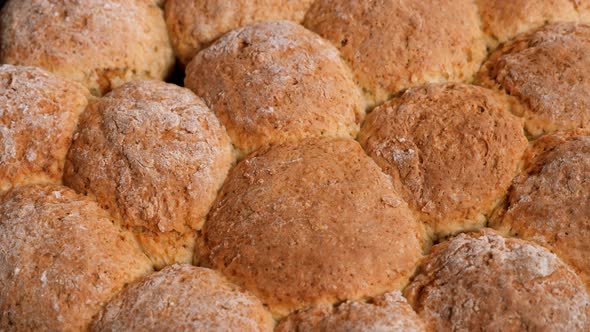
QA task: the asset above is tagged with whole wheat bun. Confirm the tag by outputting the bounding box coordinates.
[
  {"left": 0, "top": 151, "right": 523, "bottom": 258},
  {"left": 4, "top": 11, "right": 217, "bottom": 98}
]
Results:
[
  {"left": 63, "top": 80, "right": 234, "bottom": 269},
  {"left": 275, "top": 291, "right": 427, "bottom": 332},
  {"left": 91, "top": 264, "right": 273, "bottom": 332},
  {"left": 491, "top": 129, "right": 590, "bottom": 289},
  {"left": 405, "top": 229, "right": 590, "bottom": 331},
  {"left": 477, "top": 22, "right": 590, "bottom": 137},
  {"left": 304, "top": 0, "right": 487, "bottom": 107},
  {"left": 185, "top": 20, "right": 364, "bottom": 156},
  {"left": 0, "top": 184, "right": 153, "bottom": 331},
  {"left": 198, "top": 138, "right": 426, "bottom": 317},
  {"left": 0, "top": 65, "right": 88, "bottom": 192},
  {"left": 165, "top": 0, "right": 314, "bottom": 65},
  {"left": 0, "top": 0, "right": 175, "bottom": 96},
  {"left": 359, "top": 83, "right": 528, "bottom": 238}
]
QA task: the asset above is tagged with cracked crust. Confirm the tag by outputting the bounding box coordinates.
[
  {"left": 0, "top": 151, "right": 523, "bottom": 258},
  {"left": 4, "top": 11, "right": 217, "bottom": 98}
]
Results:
[
  {"left": 63, "top": 80, "right": 234, "bottom": 268},
  {"left": 491, "top": 129, "right": 590, "bottom": 289},
  {"left": 91, "top": 264, "right": 273, "bottom": 332},
  {"left": 0, "top": 65, "right": 89, "bottom": 192},
  {"left": 165, "top": 0, "right": 314, "bottom": 65},
  {"left": 477, "top": 22, "right": 590, "bottom": 137},
  {"left": 405, "top": 229, "right": 590, "bottom": 332},
  {"left": 304, "top": 0, "right": 487, "bottom": 107},
  {"left": 275, "top": 291, "right": 428, "bottom": 332},
  {"left": 0, "top": 0, "right": 175, "bottom": 96},
  {"left": 185, "top": 20, "right": 364, "bottom": 156},
  {"left": 199, "top": 138, "right": 426, "bottom": 317},
  {"left": 0, "top": 184, "right": 153, "bottom": 331},
  {"left": 359, "top": 83, "right": 528, "bottom": 237}
]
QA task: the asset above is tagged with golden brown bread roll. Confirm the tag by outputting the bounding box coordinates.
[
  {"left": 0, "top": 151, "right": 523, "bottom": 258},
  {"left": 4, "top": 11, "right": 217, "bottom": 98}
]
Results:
[
  {"left": 91, "top": 264, "right": 273, "bottom": 332},
  {"left": 185, "top": 20, "right": 364, "bottom": 156},
  {"left": 0, "top": 0, "right": 175, "bottom": 96},
  {"left": 0, "top": 184, "right": 153, "bottom": 331},
  {"left": 63, "top": 80, "right": 234, "bottom": 269},
  {"left": 304, "top": 0, "right": 487, "bottom": 107},
  {"left": 491, "top": 129, "right": 590, "bottom": 289},
  {"left": 0, "top": 64, "right": 88, "bottom": 192},
  {"left": 359, "top": 83, "right": 528, "bottom": 238},
  {"left": 165, "top": 0, "right": 314, "bottom": 64},
  {"left": 275, "top": 291, "right": 428, "bottom": 332},
  {"left": 198, "top": 138, "right": 426, "bottom": 317},
  {"left": 405, "top": 229, "right": 590, "bottom": 331},
  {"left": 477, "top": 22, "right": 590, "bottom": 137}
]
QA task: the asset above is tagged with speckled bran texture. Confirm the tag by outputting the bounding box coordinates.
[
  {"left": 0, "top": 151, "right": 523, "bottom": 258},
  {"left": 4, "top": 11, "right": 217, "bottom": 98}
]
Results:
[
  {"left": 405, "top": 229, "right": 590, "bottom": 332},
  {"left": 165, "top": 0, "right": 314, "bottom": 65},
  {"left": 304, "top": 0, "right": 487, "bottom": 107},
  {"left": 198, "top": 138, "right": 426, "bottom": 317},
  {"left": 491, "top": 129, "right": 590, "bottom": 289},
  {"left": 63, "top": 80, "right": 234, "bottom": 269},
  {"left": 359, "top": 83, "right": 528, "bottom": 238},
  {"left": 0, "top": 65, "right": 88, "bottom": 192},
  {"left": 0, "top": 0, "right": 175, "bottom": 96},
  {"left": 477, "top": 22, "right": 590, "bottom": 138},
  {"left": 0, "top": 184, "right": 153, "bottom": 331},
  {"left": 275, "top": 290, "right": 428, "bottom": 332},
  {"left": 91, "top": 264, "right": 273, "bottom": 332},
  {"left": 185, "top": 20, "right": 364, "bottom": 156}
]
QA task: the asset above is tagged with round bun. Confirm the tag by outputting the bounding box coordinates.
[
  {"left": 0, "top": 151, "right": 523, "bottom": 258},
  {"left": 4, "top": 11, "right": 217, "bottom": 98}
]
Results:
[
  {"left": 0, "top": 184, "right": 153, "bottom": 331},
  {"left": 165, "top": 0, "right": 314, "bottom": 65},
  {"left": 91, "top": 264, "right": 273, "bottom": 332},
  {"left": 276, "top": 291, "right": 427, "bottom": 332},
  {"left": 476, "top": 0, "right": 580, "bottom": 48},
  {"left": 477, "top": 22, "right": 590, "bottom": 137},
  {"left": 304, "top": 0, "right": 486, "bottom": 107},
  {"left": 199, "top": 138, "right": 426, "bottom": 316},
  {"left": 491, "top": 129, "right": 590, "bottom": 288},
  {"left": 63, "top": 80, "right": 234, "bottom": 268},
  {"left": 405, "top": 229, "right": 590, "bottom": 331},
  {"left": 359, "top": 83, "right": 527, "bottom": 237},
  {"left": 0, "top": 0, "right": 175, "bottom": 96},
  {"left": 0, "top": 65, "right": 88, "bottom": 192},
  {"left": 185, "top": 20, "right": 364, "bottom": 155}
]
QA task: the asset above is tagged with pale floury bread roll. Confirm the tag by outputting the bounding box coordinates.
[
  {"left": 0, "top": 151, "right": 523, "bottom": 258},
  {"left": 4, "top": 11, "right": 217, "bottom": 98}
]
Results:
[
  {"left": 0, "top": 184, "right": 153, "bottom": 331},
  {"left": 275, "top": 291, "right": 428, "bottom": 332},
  {"left": 63, "top": 80, "right": 234, "bottom": 269},
  {"left": 491, "top": 130, "right": 590, "bottom": 289},
  {"left": 165, "top": 0, "right": 314, "bottom": 64},
  {"left": 359, "top": 83, "right": 528, "bottom": 238},
  {"left": 478, "top": 22, "right": 590, "bottom": 137},
  {"left": 91, "top": 264, "right": 273, "bottom": 332},
  {"left": 0, "top": 0, "right": 175, "bottom": 96},
  {"left": 304, "top": 0, "right": 487, "bottom": 107},
  {"left": 198, "top": 138, "right": 426, "bottom": 316},
  {"left": 405, "top": 229, "right": 590, "bottom": 331},
  {"left": 0, "top": 65, "right": 88, "bottom": 192},
  {"left": 185, "top": 20, "right": 364, "bottom": 156}
]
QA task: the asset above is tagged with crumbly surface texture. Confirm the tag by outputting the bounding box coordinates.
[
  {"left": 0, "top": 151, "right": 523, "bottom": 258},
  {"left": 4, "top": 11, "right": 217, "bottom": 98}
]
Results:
[
  {"left": 63, "top": 80, "right": 234, "bottom": 268},
  {"left": 185, "top": 20, "right": 364, "bottom": 155},
  {"left": 199, "top": 138, "right": 426, "bottom": 317},
  {"left": 491, "top": 130, "right": 590, "bottom": 288},
  {"left": 405, "top": 229, "right": 590, "bottom": 332},
  {"left": 477, "top": 22, "right": 590, "bottom": 137},
  {"left": 0, "top": 184, "right": 153, "bottom": 331},
  {"left": 0, "top": 0, "right": 175, "bottom": 96},
  {"left": 0, "top": 65, "right": 88, "bottom": 192},
  {"left": 304, "top": 0, "right": 487, "bottom": 107},
  {"left": 359, "top": 83, "right": 528, "bottom": 237},
  {"left": 91, "top": 264, "right": 273, "bottom": 332},
  {"left": 275, "top": 290, "right": 427, "bottom": 332},
  {"left": 165, "top": 0, "right": 314, "bottom": 64}
]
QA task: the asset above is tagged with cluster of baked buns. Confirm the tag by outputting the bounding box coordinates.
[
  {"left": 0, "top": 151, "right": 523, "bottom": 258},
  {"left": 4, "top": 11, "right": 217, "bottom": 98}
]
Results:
[{"left": 0, "top": 0, "right": 589, "bottom": 331}]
